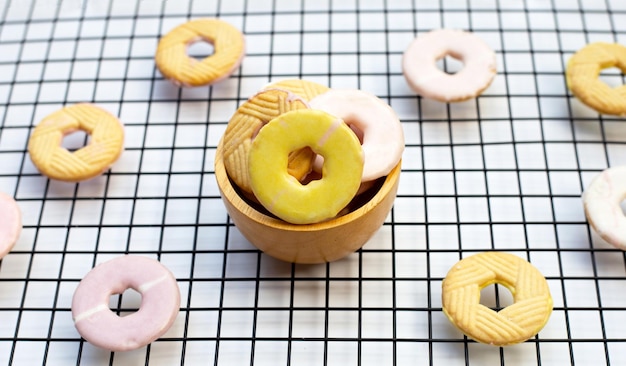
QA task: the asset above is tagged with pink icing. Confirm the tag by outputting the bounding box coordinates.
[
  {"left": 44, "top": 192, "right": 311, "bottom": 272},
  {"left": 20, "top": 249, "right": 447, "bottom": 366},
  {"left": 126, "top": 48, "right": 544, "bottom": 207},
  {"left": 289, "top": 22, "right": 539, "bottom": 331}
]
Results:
[
  {"left": 0, "top": 192, "right": 21, "bottom": 259},
  {"left": 583, "top": 166, "right": 626, "bottom": 250},
  {"left": 71, "top": 255, "right": 180, "bottom": 352},
  {"left": 309, "top": 89, "right": 404, "bottom": 182},
  {"left": 402, "top": 29, "right": 497, "bottom": 102}
]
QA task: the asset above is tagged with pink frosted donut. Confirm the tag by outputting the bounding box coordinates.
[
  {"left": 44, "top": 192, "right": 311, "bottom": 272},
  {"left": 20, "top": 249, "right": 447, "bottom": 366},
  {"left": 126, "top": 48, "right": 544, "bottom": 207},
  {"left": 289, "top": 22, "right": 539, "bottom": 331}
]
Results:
[
  {"left": 309, "top": 89, "right": 404, "bottom": 182},
  {"left": 583, "top": 166, "right": 626, "bottom": 250},
  {"left": 0, "top": 191, "right": 21, "bottom": 259},
  {"left": 71, "top": 255, "right": 180, "bottom": 352},
  {"left": 402, "top": 29, "right": 497, "bottom": 102}
]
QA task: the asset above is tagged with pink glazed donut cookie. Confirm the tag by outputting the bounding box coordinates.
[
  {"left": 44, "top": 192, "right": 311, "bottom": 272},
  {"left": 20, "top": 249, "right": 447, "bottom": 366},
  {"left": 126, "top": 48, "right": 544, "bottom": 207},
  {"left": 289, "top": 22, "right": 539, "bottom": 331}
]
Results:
[
  {"left": 583, "top": 166, "right": 626, "bottom": 250},
  {"left": 71, "top": 255, "right": 180, "bottom": 352},
  {"left": 309, "top": 89, "right": 404, "bottom": 183},
  {"left": 0, "top": 191, "right": 21, "bottom": 259},
  {"left": 402, "top": 29, "right": 497, "bottom": 102}
]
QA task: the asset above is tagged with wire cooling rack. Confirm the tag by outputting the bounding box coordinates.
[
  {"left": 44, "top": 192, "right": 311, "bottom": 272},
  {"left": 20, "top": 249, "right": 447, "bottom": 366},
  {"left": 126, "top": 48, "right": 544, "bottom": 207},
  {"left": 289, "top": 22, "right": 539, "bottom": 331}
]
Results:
[{"left": 1, "top": 0, "right": 626, "bottom": 365}]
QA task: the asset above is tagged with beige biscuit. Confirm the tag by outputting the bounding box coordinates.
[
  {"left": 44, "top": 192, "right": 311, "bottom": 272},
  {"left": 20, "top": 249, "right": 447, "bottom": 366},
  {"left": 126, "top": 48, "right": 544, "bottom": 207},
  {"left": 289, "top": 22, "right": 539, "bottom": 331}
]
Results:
[
  {"left": 442, "top": 252, "right": 553, "bottom": 346},
  {"left": 28, "top": 103, "right": 124, "bottom": 182},
  {"left": 155, "top": 18, "right": 245, "bottom": 87},
  {"left": 566, "top": 42, "right": 626, "bottom": 116},
  {"left": 222, "top": 89, "right": 314, "bottom": 193},
  {"left": 263, "top": 79, "right": 330, "bottom": 101}
]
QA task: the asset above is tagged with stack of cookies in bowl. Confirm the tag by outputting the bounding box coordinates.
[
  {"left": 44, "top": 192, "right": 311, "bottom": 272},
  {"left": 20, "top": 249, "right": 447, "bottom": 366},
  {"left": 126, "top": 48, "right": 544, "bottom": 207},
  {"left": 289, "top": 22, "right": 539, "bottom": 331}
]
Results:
[{"left": 215, "top": 79, "right": 404, "bottom": 263}]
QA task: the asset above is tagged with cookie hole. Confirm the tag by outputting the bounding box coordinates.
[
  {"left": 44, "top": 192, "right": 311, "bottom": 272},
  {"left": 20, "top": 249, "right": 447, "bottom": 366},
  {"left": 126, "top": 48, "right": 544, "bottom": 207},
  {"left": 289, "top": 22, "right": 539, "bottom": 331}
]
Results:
[
  {"left": 301, "top": 169, "right": 322, "bottom": 185},
  {"left": 109, "top": 288, "right": 142, "bottom": 317},
  {"left": 187, "top": 39, "right": 215, "bottom": 61},
  {"left": 342, "top": 120, "right": 364, "bottom": 144},
  {"left": 599, "top": 67, "right": 626, "bottom": 88},
  {"left": 480, "top": 283, "right": 514, "bottom": 312},
  {"left": 436, "top": 54, "right": 464, "bottom": 75},
  {"left": 300, "top": 123, "right": 364, "bottom": 186},
  {"left": 61, "top": 129, "right": 90, "bottom": 152}
]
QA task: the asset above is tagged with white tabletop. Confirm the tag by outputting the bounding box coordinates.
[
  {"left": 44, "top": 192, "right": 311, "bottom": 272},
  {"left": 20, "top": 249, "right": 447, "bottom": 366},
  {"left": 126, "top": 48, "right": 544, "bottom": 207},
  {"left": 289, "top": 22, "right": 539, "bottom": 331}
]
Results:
[{"left": 0, "top": 0, "right": 625, "bottom": 365}]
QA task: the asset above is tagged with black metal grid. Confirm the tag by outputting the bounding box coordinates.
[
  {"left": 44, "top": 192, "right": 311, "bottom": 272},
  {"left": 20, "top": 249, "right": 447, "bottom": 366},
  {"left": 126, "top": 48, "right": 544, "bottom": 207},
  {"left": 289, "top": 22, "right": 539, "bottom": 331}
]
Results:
[{"left": 1, "top": 0, "right": 626, "bottom": 364}]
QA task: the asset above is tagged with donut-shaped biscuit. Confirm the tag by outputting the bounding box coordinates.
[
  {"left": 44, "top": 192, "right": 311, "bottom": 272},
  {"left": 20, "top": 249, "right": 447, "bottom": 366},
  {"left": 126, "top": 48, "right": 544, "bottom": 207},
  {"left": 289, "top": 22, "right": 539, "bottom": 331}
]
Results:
[
  {"left": 155, "top": 18, "right": 245, "bottom": 87},
  {"left": 442, "top": 252, "right": 553, "bottom": 346},
  {"left": 402, "top": 29, "right": 496, "bottom": 102},
  {"left": 263, "top": 79, "right": 330, "bottom": 101},
  {"left": 566, "top": 42, "right": 626, "bottom": 116},
  {"left": 71, "top": 255, "right": 180, "bottom": 352},
  {"left": 248, "top": 109, "right": 363, "bottom": 224},
  {"left": 582, "top": 166, "right": 626, "bottom": 249},
  {"left": 0, "top": 192, "right": 21, "bottom": 259},
  {"left": 309, "top": 89, "right": 404, "bottom": 182},
  {"left": 28, "top": 103, "right": 124, "bottom": 182},
  {"left": 222, "top": 89, "right": 315, "bottom": 193}
]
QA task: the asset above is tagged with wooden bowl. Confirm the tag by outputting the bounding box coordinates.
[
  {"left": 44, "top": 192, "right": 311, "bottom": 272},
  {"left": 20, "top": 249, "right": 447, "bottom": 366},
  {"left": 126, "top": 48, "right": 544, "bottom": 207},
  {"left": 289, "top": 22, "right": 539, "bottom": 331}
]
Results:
[{"left": 214, "top": 138, "right": 401, "bottom": 264}]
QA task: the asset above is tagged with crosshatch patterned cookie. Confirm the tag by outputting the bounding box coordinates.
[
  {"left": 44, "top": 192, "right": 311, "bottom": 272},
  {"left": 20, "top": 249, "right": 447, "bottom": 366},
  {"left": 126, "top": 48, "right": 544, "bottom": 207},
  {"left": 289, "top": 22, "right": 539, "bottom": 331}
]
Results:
[
  {"left": 442, "top": 252, "right": 553, "bottom": 346},
  {"left": 263, "top": 79, "right": 330, "bottom": 101},
  {"left": 28, "top": 103, "right": 125, "bottom": 182},
  {"left": 155, "top": 18, "right": 245, "bottom": 87},
  {"left": 222, "top": 89, "right": 315, "bottom": 193},
  {"left": 566, "top": 42, "right": 626, "bottom": 116}
]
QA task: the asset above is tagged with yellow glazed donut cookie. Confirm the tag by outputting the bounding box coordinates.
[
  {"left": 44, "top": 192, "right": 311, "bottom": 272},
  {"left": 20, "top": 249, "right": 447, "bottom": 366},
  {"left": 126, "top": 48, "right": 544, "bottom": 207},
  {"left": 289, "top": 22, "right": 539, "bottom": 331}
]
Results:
[
  {"left": 566, "top": 42, "right": 626, "bottom": 116},
  {"left": 155, "top": 18, "right": 245, "bottom": 87},
  {"left": 222, "top": 89, "right": 316, "bottom": 193},
  {"left": 28, "top": 103, "right": 124, "bottom": 182},
  {"left": 248, "top": 109, "right": 364, "bottom": 224},
  {"left": 263, "top": 79, "right": 330, "bottom": 101},
  {"left": 442, "top": 252, "right": 553, "bottom": 346}
]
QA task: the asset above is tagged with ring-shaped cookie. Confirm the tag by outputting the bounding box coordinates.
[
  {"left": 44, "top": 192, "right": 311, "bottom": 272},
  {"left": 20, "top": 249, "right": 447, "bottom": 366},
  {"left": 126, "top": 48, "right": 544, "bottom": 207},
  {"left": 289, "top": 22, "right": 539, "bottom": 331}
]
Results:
[
  {"left": 0, "top": 192, "right": 21, "bottom": 259},
  {"left": 28, "top": 103, "right": 124, "bottom": 182},
  {"left": 442, "top": 252, "right": 553, "bottom": 346},
  {"left": 223, "top": 89, "right": 315, "bottom": 193},
  {"left": 566, "top": 42, "right": 626, "bottom": 116},
  {"left": 402, "top": 29, "right": 496, "bottom": 102},
  {"left": 155, "top": 18, "right": 245, "bottom": 87},
  {"left": 248, "top": 109, "right": 363, "bottom": 224},
  {"left": 583, "top": 166, "right": 626, "bottom": 249},
  {"left": 309, "top": 89, "right": 405, "bottom": 182},
  {"left": 263, "top": 79, "right": 330, "bottom": 101},
  {"left": 71, "top": 255, "right": 180, "bottom": 352}
]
